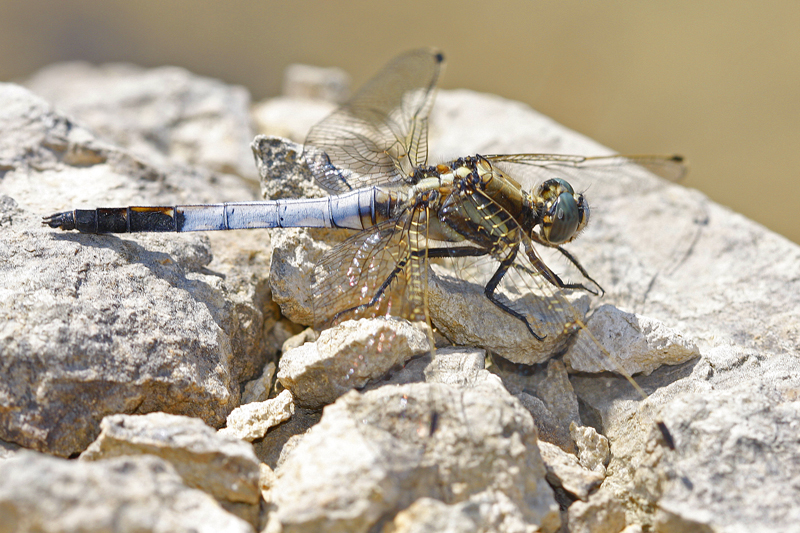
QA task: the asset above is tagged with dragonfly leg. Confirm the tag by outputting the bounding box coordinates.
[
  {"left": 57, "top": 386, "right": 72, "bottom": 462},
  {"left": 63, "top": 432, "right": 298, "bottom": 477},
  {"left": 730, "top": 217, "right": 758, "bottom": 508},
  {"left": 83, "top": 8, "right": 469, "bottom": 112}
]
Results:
[
  {"left": 555, "top": 245, "right": 605, "bottom": 296},
  {"left": 330, "top": 250, "right": 414, "bottom": 324},
  {"left": 484, "top": 251, "right": 546, "bottom": 341},
  {"left": 529, "top": 235, "right": 602, "bottom": 295},
  {"left": 523, "top": 246, "right": 601, "bottom": 296},
  {"left": 426, "top": 246, "right": 488, "bottom": 259}
]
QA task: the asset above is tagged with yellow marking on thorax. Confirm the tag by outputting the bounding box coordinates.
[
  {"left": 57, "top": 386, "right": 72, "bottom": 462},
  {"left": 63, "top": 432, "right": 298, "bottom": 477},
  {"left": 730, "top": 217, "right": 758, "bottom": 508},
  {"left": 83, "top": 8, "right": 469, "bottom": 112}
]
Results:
[{"left": 454, "top": 165, "right": 471, "bottom": 179}]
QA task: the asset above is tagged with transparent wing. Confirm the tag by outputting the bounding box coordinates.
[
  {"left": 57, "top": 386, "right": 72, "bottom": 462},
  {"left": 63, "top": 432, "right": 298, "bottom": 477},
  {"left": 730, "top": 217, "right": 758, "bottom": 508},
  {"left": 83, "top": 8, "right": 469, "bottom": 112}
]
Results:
[
  {"left": 484, "top": 154, "right": 686, "bottom": 194},
  {"left": 312, "top": 211, "right": 429, "bottom": 329},
  {"left": 305, "top": 48, "right": 445, "bottom": 193}
]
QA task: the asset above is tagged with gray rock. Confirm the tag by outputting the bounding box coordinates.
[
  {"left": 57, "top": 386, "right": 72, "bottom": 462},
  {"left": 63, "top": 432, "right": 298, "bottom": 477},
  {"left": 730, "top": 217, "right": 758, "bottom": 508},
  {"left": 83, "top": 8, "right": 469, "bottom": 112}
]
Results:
[
  {"left": 572, "top": 346, "right": 800, "bottom": 532},
  {"left": 491, "top": 359, "right": 581, "bottom": 453},
  {"left": 252, "top": 406, "right": 322, "bottom": 470},
  {"left": 80, "top": 412, "right": 261, "bottom": 526},
  {"left": 0, "top": 438, "right": 20, "bottom": 460},
  {"left": 277, "top": 317, "right": 430, "bottom": 408},
  {"left": 268, "top": 350, "right": 560, "bottom": 533},
  {"left": 0, "top": 451, "right": 253, "bottom": 533},
  {"left": 427, "top": 89, "right": 800, "bottom": 532},
  {"left": 220, "top": 389, "right": 295, "bottom": 442},
  {"left": 241, "top": 361, "right": 277, "bottom": 404},
  {"left": 254, "top": 96, "right": 337, "bottom": 142},
  {"left": 538, "top": 441, "right": 604, "bottom": 501},
  {"left": 564, "top": 305, "right": 700, "bottom": 376},
  {"left": 282, "top": 63, "right": 351, "bottom": 103},
  {"left": 567, "top": 490, "right": 627, "bottom": 533},
  {"left": 0, "top": 84, "right": 271, "bottom": 456},
  {"left": 24, "top": 62, "right": 257, "bottom": 180},
  {"left": 4, "top": 55, "right": 798, "bottom": 533},
  {"left": 427, "top": 265, "right": 592, "bottom": 364},
  {"left": 570, "top": 423, "right": 610, "bottom": 475},
  {"left": 383, "top": 494, "right": 548, "bottom": 533}
]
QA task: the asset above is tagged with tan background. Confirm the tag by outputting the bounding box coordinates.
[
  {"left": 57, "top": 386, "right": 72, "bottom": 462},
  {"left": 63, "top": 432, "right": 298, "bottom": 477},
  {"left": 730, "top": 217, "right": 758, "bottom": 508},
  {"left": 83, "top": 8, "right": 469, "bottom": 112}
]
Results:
[{"left": 2, "top": 1, "right": 798, "bottom": 244}]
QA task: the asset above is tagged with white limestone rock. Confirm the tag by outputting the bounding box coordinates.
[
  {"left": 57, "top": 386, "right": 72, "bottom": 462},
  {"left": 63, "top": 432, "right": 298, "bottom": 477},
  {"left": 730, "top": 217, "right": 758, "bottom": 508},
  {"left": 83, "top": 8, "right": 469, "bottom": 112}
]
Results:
[
  {"left": 80, "top": 413, "right": 261, "bottom": 526},
  {"left": 0, "top": 451, "right": 253, "bottom": 533},
  {"left": 24, "top": 62, "right": 257, "bottom": 181},
  {"left": 277, "top": 317, "right": 430, "bottom": 408},
  {"left": 220, "top": 389, "right": 295, "bottom": 442}
]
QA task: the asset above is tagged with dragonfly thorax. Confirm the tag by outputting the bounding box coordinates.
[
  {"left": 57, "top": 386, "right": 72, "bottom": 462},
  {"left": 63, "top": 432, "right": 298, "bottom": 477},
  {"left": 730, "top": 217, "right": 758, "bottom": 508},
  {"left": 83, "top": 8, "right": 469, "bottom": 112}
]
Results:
[{"left": 532, "top": 178, "right": 589, "bottom": 245}]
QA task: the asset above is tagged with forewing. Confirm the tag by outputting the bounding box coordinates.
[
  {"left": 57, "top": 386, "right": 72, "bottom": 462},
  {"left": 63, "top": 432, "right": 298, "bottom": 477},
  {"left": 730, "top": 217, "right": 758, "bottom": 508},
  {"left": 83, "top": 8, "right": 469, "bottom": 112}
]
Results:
[{"left": 305, "top": 49, "right": 445, "bottom": 192}]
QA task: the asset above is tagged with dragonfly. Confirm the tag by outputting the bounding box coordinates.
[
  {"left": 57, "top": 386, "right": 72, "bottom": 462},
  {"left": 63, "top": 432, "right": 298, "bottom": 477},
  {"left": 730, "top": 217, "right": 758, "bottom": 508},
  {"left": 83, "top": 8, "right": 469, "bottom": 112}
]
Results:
[{"left": 43, "top": 49, "right": 683, "bottom": 441}]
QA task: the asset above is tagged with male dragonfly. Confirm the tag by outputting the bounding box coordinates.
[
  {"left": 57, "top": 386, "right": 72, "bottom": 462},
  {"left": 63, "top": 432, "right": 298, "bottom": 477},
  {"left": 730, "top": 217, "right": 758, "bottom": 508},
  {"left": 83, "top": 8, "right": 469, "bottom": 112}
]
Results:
[{"left": 44, "top": 49, "right": 684, "bottom": 378}]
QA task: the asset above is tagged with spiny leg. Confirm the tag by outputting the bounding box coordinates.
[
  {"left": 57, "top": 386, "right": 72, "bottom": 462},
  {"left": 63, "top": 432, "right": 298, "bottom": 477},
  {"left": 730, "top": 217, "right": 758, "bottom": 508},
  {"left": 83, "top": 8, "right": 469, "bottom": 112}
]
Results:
[
  {"left": 429, "top": 245, "right": 551, "bottom": 340},
  {"left": 522, "top": 244, "right": 601, "bottom": 296},
  {"left": 482, "top": 248, "right": 547, "bottom": 341},
  {"left": 555, "top": 245, "right": 604, "bottom": 296}
]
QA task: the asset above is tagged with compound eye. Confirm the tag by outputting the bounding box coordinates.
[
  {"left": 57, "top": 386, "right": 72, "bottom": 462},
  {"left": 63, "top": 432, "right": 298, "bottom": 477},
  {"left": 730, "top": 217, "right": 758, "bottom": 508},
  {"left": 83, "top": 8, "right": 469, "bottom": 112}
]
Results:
[
  {"left": 544, "top": 192, "right": 580, "bottom": 244},
  {"left": 536, "top": 177, "right": 574, "bottom": 199}
]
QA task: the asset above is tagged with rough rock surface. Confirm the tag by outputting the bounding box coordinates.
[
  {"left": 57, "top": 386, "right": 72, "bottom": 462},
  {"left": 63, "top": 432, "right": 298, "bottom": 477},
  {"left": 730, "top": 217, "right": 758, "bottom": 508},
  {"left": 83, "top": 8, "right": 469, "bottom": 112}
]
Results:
[
  {"left": 220, "top": 389, "right": 295, "bottom": 442},
  {"left": 267, "top": 349, "right": 560, "bottom": 533},
  {"left": 24, "top": 62, "right": 257, "bottom": 180},
  {"left": 0, "top": 451, "right": 253, "bottom": 533},
  {"left": 241, "top": 361, "right": 277, "bottom": 404},
  {"left": 277, "top": 317, "right": 430, "bottom": 408},
  {"left": 0, "top": 58, "right": 797, "bottom": 533},
  {"left": 565, "top": 304, "right": 700, "bottom": 375},
  {"left": 0, "top": 82, "right": 274, "bottom": 456},
  {"left": 538, "top": 441, "right": 605, "bottom": 501},
  {"left": 80, "top": 412, "right": 261, "bottom": 525}
]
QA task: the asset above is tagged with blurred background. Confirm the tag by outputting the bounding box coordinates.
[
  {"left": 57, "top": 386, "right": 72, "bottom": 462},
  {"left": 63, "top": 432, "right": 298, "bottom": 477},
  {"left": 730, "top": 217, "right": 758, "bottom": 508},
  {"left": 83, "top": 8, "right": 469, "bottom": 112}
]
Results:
[{"left": 1, "top": 1, "right": 798, "bottom": 244}]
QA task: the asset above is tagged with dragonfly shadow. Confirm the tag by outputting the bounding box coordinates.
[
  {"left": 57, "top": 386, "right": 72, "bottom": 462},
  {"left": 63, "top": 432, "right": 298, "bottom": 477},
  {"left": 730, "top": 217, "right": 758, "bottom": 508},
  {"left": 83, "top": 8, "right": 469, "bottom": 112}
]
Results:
[
  {"left": 46, "top": 231, "right": 221, "bottom": 278},
  {"left": 42, "top": 231, "right": 240, "bottom": 338}
]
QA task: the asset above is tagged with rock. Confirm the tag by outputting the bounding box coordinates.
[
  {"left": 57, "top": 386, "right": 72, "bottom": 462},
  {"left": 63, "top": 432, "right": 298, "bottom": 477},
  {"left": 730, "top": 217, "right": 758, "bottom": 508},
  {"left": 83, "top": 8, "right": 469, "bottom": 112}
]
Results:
[
  {"left": 0, "top": 451, "right": 253, "bottom": 533},
  {"left": 254, "top": 97, "right": 337, "bottom": 142},
  {"left": 3, "top": 55, "right": 798, "bottom": 533},
  {"left": 572, "top": 345, "right": 800, "bottom": 531},
  {"left": 0, "top": 438, "right": 20, "bottom": 460},
  {"left": 564, "top": 305, "right": 700, "bottom": 375},
  {"left": 538, "top": 441, "right": 605, "bottom": 501},
  {"left": 80, "top": 413, "right": 261, "bottom": 526},
  {"left": 567, "top": 490, "right": 627, "bottom": 533},
  {"left": 24, "top": 62, "right": 257, "bottom": 180},
  {"left": 570, "top": 423, "right": 610, "bottom": 475},
  {"left": 490, "top": 359, "right": 581, "bottom": 453},
  {"left": 252, "top": 406, "right": 322, "bottom": 470},
  {"left": 268, "top": 350, "right": 560, "bottom": 533},
  {"left": 266, "top": 227, "right": 328, "bottom": 325},
  {"left": 383, "top": 493, "right": 552, "bottom": 533},
  {"left": 241, "top": 361, "right": 277, "bottom": 404},
  {"left": 277, "top": 317, "right": 430, "bottom": 408},
  {"left": 375, "top": 346, "right": 487, "bottom": 388},
  {"left": 281, "top": 327, "right": 318, "bottom": 352},
  {"left": 0, "top": 83, "right": 272, "bottom": 456},
  {"left": 428, "top": 89, "right": 800, "bottom": 532},
  {"left": 220, "top": 389, "right": 295, "bottom": 442},
  {"left": 428, "top": 265, "right": 593, "bottom": 364}
]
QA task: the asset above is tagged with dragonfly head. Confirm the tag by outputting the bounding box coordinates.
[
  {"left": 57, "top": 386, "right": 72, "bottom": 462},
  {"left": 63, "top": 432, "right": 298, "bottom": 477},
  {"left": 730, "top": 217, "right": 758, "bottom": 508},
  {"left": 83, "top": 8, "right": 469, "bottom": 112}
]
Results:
[{"left": 535, "top": 178, "right": 589, "bottom": 245}]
